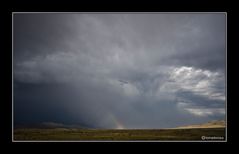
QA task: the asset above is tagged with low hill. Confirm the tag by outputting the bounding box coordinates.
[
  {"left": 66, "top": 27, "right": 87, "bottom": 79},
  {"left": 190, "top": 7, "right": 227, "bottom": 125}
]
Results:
[{"left": 175, "top": 120, "right": 225, "bottom": 129}]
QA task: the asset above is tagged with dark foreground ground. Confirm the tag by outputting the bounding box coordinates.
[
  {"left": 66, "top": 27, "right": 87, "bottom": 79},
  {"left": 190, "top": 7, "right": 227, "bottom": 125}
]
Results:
[{"left": 14, "top": 128, "right": 225, "bottom": 141}]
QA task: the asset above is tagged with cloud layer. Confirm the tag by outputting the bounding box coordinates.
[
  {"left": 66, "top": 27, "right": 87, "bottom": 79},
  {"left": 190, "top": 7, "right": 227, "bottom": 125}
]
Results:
[{"left": 14, "top": 13, "right": 226, "bottom": 128}]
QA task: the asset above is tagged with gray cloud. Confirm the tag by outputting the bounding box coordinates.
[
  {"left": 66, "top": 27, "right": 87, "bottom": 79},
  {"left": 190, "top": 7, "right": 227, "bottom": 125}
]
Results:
[{"left": 14, "top": 13, "right": 226, "bottom": 129}]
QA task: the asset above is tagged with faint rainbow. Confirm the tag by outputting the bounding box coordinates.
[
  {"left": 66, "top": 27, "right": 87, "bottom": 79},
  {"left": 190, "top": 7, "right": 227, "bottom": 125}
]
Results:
[{"left": 108, "top": 113, "right": 125, "bottom": 129}]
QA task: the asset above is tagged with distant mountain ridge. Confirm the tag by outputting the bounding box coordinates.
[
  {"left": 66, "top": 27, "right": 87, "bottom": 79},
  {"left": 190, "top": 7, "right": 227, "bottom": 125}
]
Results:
[{"left": 15, "top": 120, "right": 226, "bottom": 130}]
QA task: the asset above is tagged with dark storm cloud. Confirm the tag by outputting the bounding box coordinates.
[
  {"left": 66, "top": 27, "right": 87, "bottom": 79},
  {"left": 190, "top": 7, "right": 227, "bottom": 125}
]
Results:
[
  {"left": 14, "top": 13, "right": 226, "bottom": 128},
  {"left": 14, "top": 14, "right": 76, "bottom": 59}
]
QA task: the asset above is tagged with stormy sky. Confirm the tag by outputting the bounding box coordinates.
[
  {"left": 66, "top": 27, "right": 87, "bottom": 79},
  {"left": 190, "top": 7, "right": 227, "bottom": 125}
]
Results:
[{"left": 13, "top": 13, "right": 226, "bottom": 129}]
